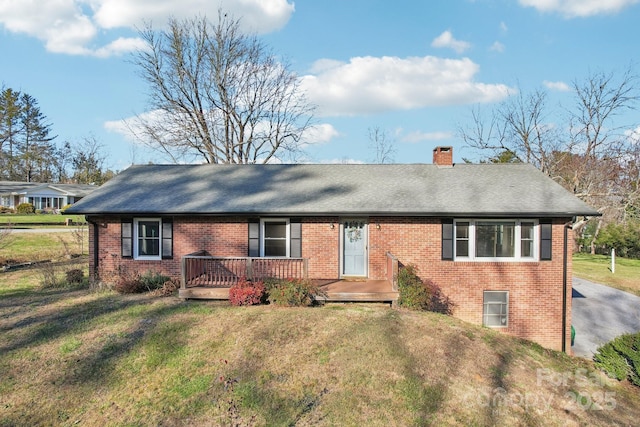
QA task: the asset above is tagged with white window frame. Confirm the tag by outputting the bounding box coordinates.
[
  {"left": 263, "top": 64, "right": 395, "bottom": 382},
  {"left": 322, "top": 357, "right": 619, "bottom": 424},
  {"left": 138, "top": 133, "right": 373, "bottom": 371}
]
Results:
[
  {"left": 454, "top": 219, "right": 539, "bottom": 261},
  {"left": 483, "top": 291, "right": 509, "bottom": 328},
  {"left": 260, "top": 218, "right": 290, "bottom": 257},
  {"left": 133, "top": 218, "right": 162, "bottom": 260}
]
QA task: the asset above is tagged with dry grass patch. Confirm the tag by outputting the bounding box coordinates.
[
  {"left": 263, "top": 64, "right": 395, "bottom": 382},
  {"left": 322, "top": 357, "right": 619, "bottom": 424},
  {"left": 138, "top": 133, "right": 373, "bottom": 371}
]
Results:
[{"left": 1, "top": 276, "right": 640, "bottom": 426}]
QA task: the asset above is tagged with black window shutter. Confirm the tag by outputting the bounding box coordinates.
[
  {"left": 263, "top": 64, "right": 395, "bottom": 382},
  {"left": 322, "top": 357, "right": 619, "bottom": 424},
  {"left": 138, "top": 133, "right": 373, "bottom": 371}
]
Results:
[
  {"left": 540, "top": 221, "right": 552, "bottom": 261},
  {"left": 162, "top": 218, "right": 173, "bottom": 259},
  {"left": 121, "top": 218, "right": 133, "bottom": 258},
  {"left": 442, "top": 219, "right": 454, "bottom": 260},
  {"left": 248, "top": 219, "right": 260, "bottom": 257},
  {"left": 290, "top": 219, "right": 302, "bottom": 258}
]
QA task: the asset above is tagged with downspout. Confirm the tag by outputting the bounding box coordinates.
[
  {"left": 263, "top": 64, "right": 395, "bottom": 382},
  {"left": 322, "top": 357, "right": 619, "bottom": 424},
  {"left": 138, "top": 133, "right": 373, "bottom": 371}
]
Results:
[
  {"left": 86, "top": 216, "right": 100, "bottom": 281},
  {"left": 562, "top": 222, "right": 573, "bottom": 353}
]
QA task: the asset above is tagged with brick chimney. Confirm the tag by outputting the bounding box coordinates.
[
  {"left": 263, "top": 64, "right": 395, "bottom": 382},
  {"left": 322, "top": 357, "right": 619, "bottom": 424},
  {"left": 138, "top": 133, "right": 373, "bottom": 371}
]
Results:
[{"left": 433, "top": 146, "right": 453, "bottom": 167}]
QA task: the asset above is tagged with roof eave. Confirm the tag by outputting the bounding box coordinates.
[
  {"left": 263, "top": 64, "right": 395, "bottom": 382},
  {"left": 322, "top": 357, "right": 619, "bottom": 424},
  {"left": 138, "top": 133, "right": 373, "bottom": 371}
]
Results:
[{"left": 75, "top": 210, "right": 602, "bottom": 218}]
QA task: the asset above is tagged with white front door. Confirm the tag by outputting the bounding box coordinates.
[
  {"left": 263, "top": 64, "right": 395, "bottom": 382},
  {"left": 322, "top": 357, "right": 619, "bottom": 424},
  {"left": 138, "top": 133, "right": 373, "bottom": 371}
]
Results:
[{"left": 342, "top": 219, "right": 367, "bottom": 276}]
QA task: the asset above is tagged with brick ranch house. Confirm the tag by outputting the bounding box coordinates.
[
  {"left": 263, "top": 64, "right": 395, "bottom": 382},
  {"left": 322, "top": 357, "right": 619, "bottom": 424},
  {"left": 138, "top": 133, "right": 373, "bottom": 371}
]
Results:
[{"left": 67, "top": 147, "right": 599, "bottom": 352}]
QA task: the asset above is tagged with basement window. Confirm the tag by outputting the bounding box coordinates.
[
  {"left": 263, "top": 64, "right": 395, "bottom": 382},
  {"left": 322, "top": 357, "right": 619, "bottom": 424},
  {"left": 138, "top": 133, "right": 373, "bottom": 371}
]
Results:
[{"left": 483, "top": 291, "right": 509, "bottom": 328}]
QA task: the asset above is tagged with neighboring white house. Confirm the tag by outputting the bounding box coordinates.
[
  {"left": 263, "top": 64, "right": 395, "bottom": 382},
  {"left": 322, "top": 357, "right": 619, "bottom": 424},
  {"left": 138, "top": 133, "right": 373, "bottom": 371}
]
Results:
[{"left": 0, "top": 181, "right": 97, "bottom": 211}]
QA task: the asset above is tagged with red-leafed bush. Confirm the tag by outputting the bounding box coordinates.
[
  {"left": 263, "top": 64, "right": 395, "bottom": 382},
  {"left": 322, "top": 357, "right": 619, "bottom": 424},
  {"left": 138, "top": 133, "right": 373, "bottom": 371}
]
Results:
[{"left": 229, "top": 278, "right": 265, "bottom": 306}]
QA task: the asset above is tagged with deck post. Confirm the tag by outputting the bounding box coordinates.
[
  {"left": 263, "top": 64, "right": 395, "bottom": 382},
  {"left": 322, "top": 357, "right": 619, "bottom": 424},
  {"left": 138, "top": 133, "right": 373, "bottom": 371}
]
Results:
[
  {"left": 246, "top": 257, "right": 254, "bottom": 281},
  {"left": 180, "top": 256, "right": 186, "bottom": 289},
  {"left": 303, "top": 258, "right": 309, "bottom": 279},
  {"left": 386, "top": 252, "right": 399, "bottom": 292}
]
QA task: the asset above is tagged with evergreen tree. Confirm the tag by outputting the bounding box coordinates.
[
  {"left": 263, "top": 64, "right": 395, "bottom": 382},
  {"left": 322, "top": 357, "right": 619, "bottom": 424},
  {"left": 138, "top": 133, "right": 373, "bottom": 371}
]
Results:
[
  {"left": 17, "top": 93, "right": 57, "bottom": 182},
  {"left": 0, "top": 88, "right": 22, "bottom": 179}
]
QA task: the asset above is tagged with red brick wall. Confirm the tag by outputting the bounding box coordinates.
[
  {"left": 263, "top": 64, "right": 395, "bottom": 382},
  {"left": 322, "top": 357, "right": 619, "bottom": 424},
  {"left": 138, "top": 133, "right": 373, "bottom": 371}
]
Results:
[
  {"left": 88, "top": 215, "right": 572, "bottom": 351},
  {"left": 368, "top": 216, "right": 572, "bottom": 351},
  {"left": 433, "top": 146, "right": 453, "bottom": 166}
]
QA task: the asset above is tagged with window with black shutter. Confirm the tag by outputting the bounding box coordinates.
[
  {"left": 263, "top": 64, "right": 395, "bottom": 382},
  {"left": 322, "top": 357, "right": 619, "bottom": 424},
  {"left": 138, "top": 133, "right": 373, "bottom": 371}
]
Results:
[
  {"left": 290, "top": 219, "right": 302, "bottom": 258},
  {"left": 248, "top": 218, "right": 302, "bottom": 258},
  {"left": 122, "top": 218, "right": 133, "bottom": 258},
  {"left": 162, "top": 219, "right": 173, "bottom": 259},
  {"left": 121, "top": 218, "right": 173, "bottom": 260},
  {"left": 248, "top": 219, "right": 260, "bottom": 257},
  {"left": 442, "top": 219, "right": 454, "bottom": 260},
  {"left": 540, "top": 221, "right": 552, "bottom": 261}
]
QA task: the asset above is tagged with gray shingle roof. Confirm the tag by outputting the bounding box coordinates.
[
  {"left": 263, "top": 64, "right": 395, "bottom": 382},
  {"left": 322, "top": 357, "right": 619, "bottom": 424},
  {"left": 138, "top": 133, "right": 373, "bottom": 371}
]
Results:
[
  {"left": 0, "top": 181, "right": 39, "bottom": 194},
  {"left": 65, "top": 163, "right": 600, "bottom": 217},
  {"left": 0, "top": 181, "right": 96, "bottom": 196}
]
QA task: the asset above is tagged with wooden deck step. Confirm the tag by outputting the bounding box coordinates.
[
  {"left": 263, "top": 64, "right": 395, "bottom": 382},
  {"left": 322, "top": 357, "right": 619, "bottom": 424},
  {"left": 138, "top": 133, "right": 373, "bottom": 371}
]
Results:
[
  {"left": 179, "top": 287, "right": 229, "bottom": 299},
  {"left": 316, "top": 291, "right": 399, "bottom": 303}
]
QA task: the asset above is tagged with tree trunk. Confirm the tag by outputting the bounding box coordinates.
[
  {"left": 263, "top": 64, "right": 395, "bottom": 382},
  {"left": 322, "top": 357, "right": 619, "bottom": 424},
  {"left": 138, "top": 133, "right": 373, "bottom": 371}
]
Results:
[{"left": 590, "top": 218, "right": 602, "bottom": 255}]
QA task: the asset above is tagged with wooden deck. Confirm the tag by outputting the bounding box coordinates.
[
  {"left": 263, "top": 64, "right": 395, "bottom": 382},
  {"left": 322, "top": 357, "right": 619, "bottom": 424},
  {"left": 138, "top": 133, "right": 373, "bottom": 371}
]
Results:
[
  {"left": 179, "top": 279, "right": 398, "bottom": 304},
  {"left": 316, "top": 279, "right": 398, "bottom": 304}
]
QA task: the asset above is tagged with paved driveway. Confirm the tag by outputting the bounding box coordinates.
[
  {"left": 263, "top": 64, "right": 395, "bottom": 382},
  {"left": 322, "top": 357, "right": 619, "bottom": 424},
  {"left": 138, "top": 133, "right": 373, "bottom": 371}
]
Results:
[
  {"left": 572, "top": 277, "right": 640, "bottom": 358},
  {"left": 4, "top": 228, "right": 75, "bottom": 233}
]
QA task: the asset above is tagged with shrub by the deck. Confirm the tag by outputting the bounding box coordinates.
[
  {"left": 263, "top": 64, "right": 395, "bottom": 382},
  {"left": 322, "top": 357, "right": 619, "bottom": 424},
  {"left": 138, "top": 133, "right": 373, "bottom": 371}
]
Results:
[
  {"left": 115, "top": 270, "right": 171, "bottom": 294},
  {"left": 265, "top": 278, "right": 324, "bottom": 307},
  {"left": 398, "top": 264, "right": 452, "bottom": 314}
]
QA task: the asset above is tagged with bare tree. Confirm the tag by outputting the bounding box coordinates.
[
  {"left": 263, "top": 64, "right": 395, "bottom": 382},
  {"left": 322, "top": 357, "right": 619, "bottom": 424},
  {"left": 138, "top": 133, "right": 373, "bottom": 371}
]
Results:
[
  {"left": 367, "top": 127, "right": 397, "bottom": 164},
  {"left": 0, "top": 222, "right": 12, "bottom": 251},
  {"left": 131, "top": 13, "right": 314, "bottom": 164},
  {"left": 565, "top": 69, "right": 639, "bottom": 251},
  {"left": 71, "top": 136, "right": 112, "bottom": 185},
  {"left": 459, "top": 89, "right": 563, "bottom": 175},
  {"left": 460, "top": 68, "right": 640, "bottom": 252}
]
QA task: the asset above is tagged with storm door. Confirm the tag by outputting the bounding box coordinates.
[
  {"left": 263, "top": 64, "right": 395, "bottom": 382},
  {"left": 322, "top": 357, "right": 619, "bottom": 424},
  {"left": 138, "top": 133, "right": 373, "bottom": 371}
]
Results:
[{"left": 341, "top": 219, "right": 368, "bottom": 276}]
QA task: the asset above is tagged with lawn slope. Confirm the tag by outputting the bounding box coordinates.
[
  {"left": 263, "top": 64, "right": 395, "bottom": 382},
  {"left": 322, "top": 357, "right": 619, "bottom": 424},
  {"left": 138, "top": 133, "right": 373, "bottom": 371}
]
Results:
[{"left": 1, "top": 271, "right": 639, "bottom": 426}]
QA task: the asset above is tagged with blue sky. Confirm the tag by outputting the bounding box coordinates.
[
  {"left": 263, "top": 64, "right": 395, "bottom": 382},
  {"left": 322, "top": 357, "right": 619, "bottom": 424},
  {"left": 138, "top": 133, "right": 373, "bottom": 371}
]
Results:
[{"left": 1, "top": 0, "right": 639, "bottom": 170}]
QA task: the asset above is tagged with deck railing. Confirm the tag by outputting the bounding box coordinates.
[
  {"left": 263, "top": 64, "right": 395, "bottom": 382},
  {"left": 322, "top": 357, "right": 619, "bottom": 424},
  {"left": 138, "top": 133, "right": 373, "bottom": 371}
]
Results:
[
  {"left": 181, "top": 252, "right": 309, "bottom": 288},
  {"left": 386, "top": 251, "right": 399, "bottom": 291}
]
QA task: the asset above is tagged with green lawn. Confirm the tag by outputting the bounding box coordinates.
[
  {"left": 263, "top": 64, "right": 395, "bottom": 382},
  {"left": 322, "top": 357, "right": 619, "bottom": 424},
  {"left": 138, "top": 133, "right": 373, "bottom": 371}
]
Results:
[
  {"left": 573, "top": 253, "right": 640, "bottom": 297},
  {"left": 0, "top": 231, "right": 89, "bottom": 264},
  {"left": 0, "top": 214, "right": 85, "bottom": 226}
]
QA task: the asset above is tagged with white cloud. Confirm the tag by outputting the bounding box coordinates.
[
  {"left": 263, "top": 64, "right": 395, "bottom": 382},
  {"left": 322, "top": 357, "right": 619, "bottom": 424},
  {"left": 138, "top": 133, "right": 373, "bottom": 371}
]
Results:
[
  {"left": 301, "top": 124, "right": 340, "bottom": 144},
  {"left": 431, "top": 30, "right": 471, "bottom": 54},
  {"left": 317, "top": 158, "right": 365, "bottom": 165},
  {"left": 490, "top": 41, "right": 505, "bottom": 53},
  {"left": 302, "top": 55, "right": 513, "bottom": 117},
  {"left": 308, "top": 58, "right": 345, "bottom": 74},
  {"left": 0, "top": 0, "right": 294, "bottom": 57},
  {"left": 543, "top": 80, "right": 571, "bottom": 91},
  {"left": 624, "top": 126, "right": 640, "bottom": 143},
  {"left": 500, "top": 21, "right": 508, "bottom": 33},
  {"left": 105, "top": 110, "right": 335, "bottom": 149},
  {"left": 92, "top": 0, "right": 293, "bottom": 32},
  {"left": 402, "top": 131, "right": 453, "bottom": 143},
  {"left": 104, "top": 113, "right": 146, "bottom": 142},
  {"left": 94, "top": 37, "right": 150, "bottom": 58},
  {"left": 518, "top": 0, "right": 640, "bottom": 18}
]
